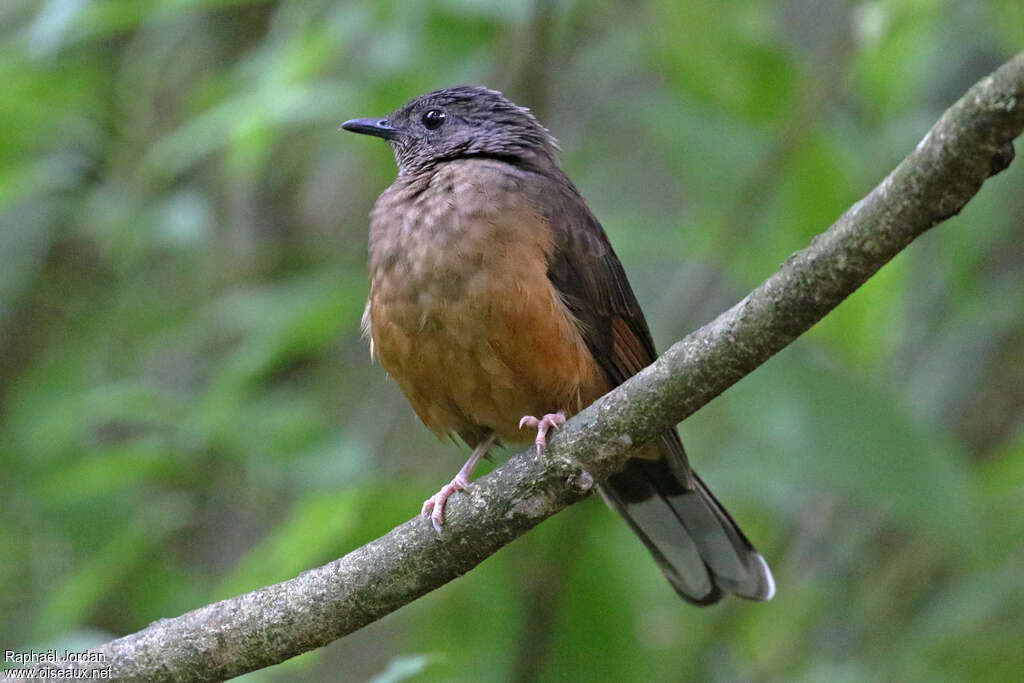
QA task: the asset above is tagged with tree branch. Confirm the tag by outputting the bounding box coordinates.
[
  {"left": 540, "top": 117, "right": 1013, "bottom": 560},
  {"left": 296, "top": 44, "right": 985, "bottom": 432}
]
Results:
[{"left": 29, "top": 51, "right": 1024, "bottom": 683}]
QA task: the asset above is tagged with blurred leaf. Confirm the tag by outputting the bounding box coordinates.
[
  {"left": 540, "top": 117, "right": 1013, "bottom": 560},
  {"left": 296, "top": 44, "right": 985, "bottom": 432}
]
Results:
[
  {"left": 650, "top": 0, "right": 798, "bottom": 123},
  {"left": 187, "top": 271, "right": 363, "bottom": 446},
  {"left": 367, "top": 653, "right": 441, "bottom": 683},
  {"left": 852, "top": 1, "right": 941, "bottom": 118},
  {"left": 34, "top": 498, "right": 191, "bottom": 639},
  {"left": 31, "top": 445, "right": 175, "bottom": 505},
  {"left": 27, "top": 0, "right": 90, "bottom": 55},
  {"left": 214, "top": 488, "right": 368, "bottom": 599},
  {"left": 143, "top": 81, "right": 357, "bottom": 181},
  {"left": 721, "top": 353, "right": 978, "bottom": 539}
]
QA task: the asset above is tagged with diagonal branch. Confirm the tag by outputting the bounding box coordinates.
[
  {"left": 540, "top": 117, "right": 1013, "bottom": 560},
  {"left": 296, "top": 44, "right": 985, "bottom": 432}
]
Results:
[{"left": 29, "top": 51, "right": 1024, "bottom": 683}]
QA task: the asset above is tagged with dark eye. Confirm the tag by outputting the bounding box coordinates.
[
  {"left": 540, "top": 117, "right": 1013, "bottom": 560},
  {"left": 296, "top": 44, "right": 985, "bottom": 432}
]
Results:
[{"left": 421, "top": 109, "right": 446, "bottom": 130}]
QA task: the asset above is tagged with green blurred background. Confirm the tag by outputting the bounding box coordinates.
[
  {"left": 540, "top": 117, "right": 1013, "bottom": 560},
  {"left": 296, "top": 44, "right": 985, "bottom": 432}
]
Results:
[{"left": 2, "top": 0, "right": 1023, "bottom": 681}]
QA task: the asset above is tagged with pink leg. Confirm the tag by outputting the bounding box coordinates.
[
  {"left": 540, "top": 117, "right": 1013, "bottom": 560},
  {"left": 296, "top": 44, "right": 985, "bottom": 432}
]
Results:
[
  {"left": 518, "top": 410, "right": 567, "bottom": 452},
  {"left": 422, "top": 433, "right": 497, "bottom": 533}
]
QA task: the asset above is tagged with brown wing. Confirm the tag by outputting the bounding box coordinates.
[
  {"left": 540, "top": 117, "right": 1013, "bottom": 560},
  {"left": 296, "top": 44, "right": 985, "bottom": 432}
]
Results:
[
  {"left": 535, "top": 175, "right": 658, "bottom": 388},
  {"left": 527, "top": 168, "right": 775, "bottom": 605},
  {"left": 531, "top": 170, "right": 686, "bottom": 464}
]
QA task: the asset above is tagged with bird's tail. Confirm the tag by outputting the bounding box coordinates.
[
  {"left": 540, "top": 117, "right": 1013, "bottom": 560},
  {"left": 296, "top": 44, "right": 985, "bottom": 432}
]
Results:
[{"left": 599, "top": 433, "right": 775, "bottom": 605}]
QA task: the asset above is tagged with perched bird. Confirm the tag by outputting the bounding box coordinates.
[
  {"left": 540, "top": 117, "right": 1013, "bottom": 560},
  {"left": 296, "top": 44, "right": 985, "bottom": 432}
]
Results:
[{"left": 342, "top": 86, "right": 775, "bottom": 604}]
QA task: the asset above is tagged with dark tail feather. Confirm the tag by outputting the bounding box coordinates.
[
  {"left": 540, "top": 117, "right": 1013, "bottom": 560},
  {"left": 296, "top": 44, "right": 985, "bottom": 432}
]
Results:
[{"left": 600, "top": 435, "right": 775, "bottom": 605}]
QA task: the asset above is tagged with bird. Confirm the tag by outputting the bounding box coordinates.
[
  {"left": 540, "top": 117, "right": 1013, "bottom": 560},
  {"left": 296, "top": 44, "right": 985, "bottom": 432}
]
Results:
[{"left": 341, "top": 86, "right": 775, "bottom": 605}]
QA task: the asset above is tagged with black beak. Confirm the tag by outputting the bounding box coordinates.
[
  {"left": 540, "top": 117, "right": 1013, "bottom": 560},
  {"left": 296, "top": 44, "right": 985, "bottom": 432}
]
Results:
[{"left": 340, "top": 118, "right": 399, "bottom": 140}]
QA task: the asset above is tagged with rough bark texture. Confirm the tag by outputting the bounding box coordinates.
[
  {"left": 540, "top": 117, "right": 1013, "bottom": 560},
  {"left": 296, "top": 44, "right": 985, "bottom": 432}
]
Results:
[{"left": 26, "top": 51, "right": 1024, "bottom": 683}]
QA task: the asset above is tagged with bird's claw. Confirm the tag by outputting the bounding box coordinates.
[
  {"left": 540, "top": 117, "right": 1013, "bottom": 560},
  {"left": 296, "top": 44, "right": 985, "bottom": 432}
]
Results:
[
  {"left": 518, "top": 410, "right": 567, "bottom": 452},
  {"left": 421, "top": 474, "right": 470, "bottom": 533}
]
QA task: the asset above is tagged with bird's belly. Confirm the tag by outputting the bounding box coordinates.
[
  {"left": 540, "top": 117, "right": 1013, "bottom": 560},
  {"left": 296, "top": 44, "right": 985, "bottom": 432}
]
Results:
[{"left": 369, "top": 247, "right": 606, "bottom": 446}]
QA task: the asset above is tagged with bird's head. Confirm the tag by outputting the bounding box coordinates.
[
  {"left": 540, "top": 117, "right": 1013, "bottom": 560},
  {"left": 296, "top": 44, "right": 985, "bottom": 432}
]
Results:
[{"left": 341, "top": 86, "right": 559, "bottom": 176}]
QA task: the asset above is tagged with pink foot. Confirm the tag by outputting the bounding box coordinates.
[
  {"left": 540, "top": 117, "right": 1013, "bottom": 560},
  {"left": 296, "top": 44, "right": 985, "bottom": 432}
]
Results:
[
  {"left": 420, "top": 433, "right": 496, "bottom": 534},
  {"left": 421, "top": 474, "right": 469, "bottom": 534},
  {"left": 518, "top": 410, "right": 567, "bottom": 452}
]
